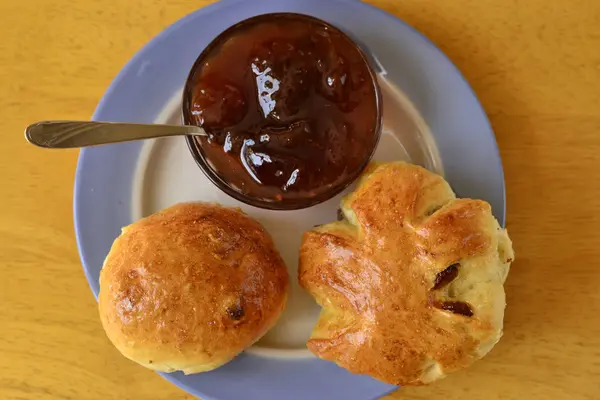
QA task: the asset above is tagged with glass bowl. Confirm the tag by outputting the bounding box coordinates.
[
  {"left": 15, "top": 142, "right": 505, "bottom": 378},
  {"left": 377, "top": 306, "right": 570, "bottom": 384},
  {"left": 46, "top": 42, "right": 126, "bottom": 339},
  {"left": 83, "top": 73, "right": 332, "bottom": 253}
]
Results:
[{"left": 182, "top": 12, "right": 382, "bottom": 210}]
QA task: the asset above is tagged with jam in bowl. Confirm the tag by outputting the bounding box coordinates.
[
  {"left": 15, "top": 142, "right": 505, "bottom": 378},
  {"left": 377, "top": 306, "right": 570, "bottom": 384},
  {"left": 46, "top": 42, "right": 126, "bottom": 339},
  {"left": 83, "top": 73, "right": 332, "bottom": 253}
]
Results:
[{"left": 183, "top": 13, "right": 382, "bottom": 210}]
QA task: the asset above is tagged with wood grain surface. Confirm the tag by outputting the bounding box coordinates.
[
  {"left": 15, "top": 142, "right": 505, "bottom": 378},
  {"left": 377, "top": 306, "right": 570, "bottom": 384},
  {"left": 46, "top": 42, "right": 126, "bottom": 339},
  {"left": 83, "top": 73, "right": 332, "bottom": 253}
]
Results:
[{"left": 1, "top": 0, "right": 599, "bottom": 399}]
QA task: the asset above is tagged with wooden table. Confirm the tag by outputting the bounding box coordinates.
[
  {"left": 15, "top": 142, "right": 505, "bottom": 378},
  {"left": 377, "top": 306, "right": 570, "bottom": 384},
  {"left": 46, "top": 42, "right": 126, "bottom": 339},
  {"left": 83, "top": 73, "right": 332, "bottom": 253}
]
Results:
[{"left": 2, "top": 0, "right": 599, "bottom": 399}]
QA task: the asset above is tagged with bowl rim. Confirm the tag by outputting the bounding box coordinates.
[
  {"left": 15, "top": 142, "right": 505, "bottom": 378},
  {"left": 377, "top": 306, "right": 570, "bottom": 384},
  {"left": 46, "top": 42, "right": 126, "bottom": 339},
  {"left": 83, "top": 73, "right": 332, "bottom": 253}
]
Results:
[{"left": 181, "top": 12, "right": 383, "bottom": 210}]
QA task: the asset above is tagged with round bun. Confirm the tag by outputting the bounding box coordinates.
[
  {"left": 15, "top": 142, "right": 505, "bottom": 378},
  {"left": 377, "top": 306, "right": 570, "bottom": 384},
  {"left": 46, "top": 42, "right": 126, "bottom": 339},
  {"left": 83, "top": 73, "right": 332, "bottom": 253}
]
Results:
[
  {"left": 299, "top": 162, "right": 514, "bottom": 385},
  {"left": 98, "top": 202, "right": 288, "bottom": 374}
]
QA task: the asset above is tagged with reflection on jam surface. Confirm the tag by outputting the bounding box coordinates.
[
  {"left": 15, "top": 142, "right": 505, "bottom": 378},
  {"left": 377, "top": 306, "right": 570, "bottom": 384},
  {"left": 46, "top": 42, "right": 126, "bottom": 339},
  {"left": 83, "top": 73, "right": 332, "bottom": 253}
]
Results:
[{"left": 186, "top": 14, "right": 379, "bottom": 201}]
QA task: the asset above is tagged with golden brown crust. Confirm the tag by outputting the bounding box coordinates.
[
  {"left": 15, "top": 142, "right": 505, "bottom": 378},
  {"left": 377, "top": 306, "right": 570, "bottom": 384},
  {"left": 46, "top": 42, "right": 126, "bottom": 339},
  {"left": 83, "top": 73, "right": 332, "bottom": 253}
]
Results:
[
  {"left": 299, "top": 162, "right": 514, "bottom": 385},
  {"left": 98, "top": 202, "right": 288, "bottom": 373}
]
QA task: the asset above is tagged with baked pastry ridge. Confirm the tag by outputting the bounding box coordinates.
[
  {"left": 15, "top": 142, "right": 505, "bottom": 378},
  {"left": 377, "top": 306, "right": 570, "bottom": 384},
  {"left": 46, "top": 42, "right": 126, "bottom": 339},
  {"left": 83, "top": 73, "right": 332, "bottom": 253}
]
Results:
[{"left": 299, "top": 162, "right": 514, "bottom": 385}]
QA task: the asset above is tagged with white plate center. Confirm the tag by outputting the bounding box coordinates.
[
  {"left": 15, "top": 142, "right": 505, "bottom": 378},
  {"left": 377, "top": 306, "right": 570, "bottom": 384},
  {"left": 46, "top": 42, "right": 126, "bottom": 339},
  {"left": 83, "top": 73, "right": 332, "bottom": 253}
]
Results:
[{"left": 131, "top": 76, "right": 441, "bottom": 358}]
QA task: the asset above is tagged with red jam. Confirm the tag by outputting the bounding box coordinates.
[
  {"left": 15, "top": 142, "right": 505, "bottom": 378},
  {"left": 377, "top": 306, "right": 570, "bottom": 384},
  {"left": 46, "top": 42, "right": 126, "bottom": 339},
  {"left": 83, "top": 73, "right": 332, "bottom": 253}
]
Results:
[{"left": 184, "top": 14, "right": 380, "bottom": 203}]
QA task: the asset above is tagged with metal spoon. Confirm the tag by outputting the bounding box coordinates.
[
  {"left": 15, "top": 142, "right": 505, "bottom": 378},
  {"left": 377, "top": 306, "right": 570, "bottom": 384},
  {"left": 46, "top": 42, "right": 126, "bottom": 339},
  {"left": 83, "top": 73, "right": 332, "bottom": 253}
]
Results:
[{"left": 25, "top": 120, "right": 207, "bottom": 149}]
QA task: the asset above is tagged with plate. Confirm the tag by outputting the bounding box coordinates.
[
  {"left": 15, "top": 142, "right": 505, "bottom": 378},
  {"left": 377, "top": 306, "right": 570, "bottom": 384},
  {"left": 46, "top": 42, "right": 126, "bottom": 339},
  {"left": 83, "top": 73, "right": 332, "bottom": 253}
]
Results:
[{"left": 74, "top": 0, "right": 505, "bottom": 399}]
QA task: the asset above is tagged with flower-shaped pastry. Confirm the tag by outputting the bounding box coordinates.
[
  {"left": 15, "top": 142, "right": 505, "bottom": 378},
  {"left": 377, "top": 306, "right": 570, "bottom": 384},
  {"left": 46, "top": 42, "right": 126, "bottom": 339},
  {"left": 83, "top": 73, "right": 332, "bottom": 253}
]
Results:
[{"left": 299, "top": 162, "right": 514, "bottom": 385}]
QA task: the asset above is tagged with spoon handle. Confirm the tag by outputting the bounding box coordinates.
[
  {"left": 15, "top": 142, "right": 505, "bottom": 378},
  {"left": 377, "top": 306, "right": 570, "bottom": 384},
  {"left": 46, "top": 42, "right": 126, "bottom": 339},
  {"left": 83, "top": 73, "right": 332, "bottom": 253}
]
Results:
[{"left": 25, "top": 120, "right": 206, "bottom": 149}]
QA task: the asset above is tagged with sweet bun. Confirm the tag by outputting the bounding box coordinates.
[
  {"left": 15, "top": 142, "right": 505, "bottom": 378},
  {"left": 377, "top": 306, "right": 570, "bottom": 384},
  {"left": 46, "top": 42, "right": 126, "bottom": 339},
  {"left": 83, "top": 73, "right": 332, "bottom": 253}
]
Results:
[
  {"left": 299, "top": 162, "right": 514, "bottom": 385},
  {"left": 98, "top": 202, "right": 288, "bottom": 374}
]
